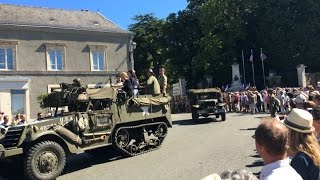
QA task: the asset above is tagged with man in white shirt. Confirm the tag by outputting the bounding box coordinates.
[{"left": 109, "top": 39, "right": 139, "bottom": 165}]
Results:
[{"left": 254, "top": 120, "right": 302, "bottom": 180}]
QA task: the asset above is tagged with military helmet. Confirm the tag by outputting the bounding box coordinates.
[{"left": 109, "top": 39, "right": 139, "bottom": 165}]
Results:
[
  {"left": 147, "top": 69, "right": 154, "bottom": 75},
  {"left": 73, "top": 78, "right": 80, "bottom": 82}
]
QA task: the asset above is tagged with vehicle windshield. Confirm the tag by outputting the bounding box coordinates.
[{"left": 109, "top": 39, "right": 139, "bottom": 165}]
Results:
[{"left": 197, "top": 93, "right": 220, "bottom": 100}]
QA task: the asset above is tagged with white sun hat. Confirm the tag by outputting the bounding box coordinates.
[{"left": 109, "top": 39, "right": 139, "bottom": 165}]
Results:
[{"left": 283, "top": 108, "right": 314, "bottom": 133}]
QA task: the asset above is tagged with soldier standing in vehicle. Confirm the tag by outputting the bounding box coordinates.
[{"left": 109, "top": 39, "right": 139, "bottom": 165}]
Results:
[
  {"left": 158, "top": 67, "right": 168, "bottom": 94},
  {"left": 72, "top": 78, "right": 81, "bottom": 87},
  {"left": 146, "top": 69, "right": 161, "bottom": 95}
]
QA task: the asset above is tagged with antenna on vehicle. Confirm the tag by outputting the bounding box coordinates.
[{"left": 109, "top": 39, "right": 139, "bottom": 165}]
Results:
[{"left": 105, "top": 77, "right": 112, "bottom": 86}]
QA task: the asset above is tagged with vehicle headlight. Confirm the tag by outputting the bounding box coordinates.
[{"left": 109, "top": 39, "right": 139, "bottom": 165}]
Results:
[{"left": 192, "top": 105, "right": 200, "bottom": 108}]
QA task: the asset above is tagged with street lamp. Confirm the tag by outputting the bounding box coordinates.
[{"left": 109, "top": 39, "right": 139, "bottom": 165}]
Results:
[
  {"left": 132, "top": 41, "right": 137, "bottom": 50},
  {"left": 129, "top": 40, "right": 137, "bottom": 70}
]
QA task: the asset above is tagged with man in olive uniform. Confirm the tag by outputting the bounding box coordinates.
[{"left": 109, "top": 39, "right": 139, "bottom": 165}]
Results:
[
  {"left": 146, "top": 69, "right": 161, "bottom": 95},
  {"left": 158, "top": 68, "right": 168, "bottom": 94},
  {"left": 268, "top": 89, "right": 280, "bottom": 118},
  {"left": 72, "top": 78, "right": 81, "bottom": 87},
  {"left": 248, "top": 91, "right": 256, "bottom": 114}
]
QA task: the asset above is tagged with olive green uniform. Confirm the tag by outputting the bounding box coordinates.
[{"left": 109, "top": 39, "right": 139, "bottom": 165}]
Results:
[
  {"left": 158, "top": 74, "right": 167, "bottom": 93},
  {"left": 147, "top": 75, "right": 161, "bottom": 94},
  {"left": 269, "top": 95, "right": 280, "bottom": 117}
]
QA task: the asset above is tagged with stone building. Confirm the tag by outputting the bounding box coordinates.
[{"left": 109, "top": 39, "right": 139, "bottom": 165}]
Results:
[{"left": 0, "top": 4, "right": 134, "bottom": 119}]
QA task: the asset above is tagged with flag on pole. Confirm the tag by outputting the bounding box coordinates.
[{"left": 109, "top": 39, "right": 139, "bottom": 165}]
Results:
[
  {"left": 260, "top": 48, "right": 267, "bottom": 61},
  {"left": 246, "top": 83, "right": 251, "bottom": 89},
  {"left": 249, "top": 49, "right": 253, "bottom": 62}
]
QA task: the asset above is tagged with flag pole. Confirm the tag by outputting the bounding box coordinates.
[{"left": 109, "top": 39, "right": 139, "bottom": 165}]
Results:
[
  {"left": 250, "top": 49, "right": 256, "bottom": 86},
  {"left": 252, "top": 61, "right": 255, "bottom": 86},
  {"left": 261, "top": 48, "right": 266, "bottom": 88},
  {"left": 242, "top": 49, "right": 246, "bottom": 85}
]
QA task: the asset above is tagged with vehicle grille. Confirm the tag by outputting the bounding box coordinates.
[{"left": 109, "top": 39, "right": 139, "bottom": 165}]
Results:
[
  {"left": 202, "top": 102, "right": 215, "bottom": 108},
  {"left": 3, "top": 126, "right": 25, "bottom": 148}
]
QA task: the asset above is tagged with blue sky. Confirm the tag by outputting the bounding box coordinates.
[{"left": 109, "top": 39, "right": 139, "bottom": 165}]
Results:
[{"left": 0, "top": 0, "right": 188, "bottom": 29}]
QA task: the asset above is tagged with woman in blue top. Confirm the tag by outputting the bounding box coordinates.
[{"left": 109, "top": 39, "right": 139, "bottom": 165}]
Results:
[{"left": 284, "top": 108, "right": 320, "bottom": 180}]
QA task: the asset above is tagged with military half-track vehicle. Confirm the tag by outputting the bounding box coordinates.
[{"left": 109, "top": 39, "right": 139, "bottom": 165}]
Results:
[
  {"left": 0, "top": 82, "right": 172, "bottom": 180},
  {"left": 187, "top": 88, "right": 226, "bottom": 121}
]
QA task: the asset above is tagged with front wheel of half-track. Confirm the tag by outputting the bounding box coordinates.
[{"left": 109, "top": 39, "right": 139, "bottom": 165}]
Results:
[{"left": 24, "top": 141, "right": 66, "bottom": 180}]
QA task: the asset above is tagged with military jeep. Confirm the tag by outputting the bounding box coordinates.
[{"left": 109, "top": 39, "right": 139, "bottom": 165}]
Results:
[{"left": 187, "top": 88, "right": 226, "bottom": 121}]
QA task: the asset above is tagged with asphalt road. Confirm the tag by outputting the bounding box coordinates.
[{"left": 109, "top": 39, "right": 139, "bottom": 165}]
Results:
[{"left": 0, "top": 113, "right": 268, "bottom": 180}]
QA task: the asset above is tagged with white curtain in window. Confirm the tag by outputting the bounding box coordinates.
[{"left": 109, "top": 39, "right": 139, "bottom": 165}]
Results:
[
  {"left": 49, "top": 50, "right": 63, "bottom": 70},
  {"left": 93, "top": 51, "right": 105, "bottom": 70},
  {"left": 0, "top": 48, "right": 14, "bottom": 70}
]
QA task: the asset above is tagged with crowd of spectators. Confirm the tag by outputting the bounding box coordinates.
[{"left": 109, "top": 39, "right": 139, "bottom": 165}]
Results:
[
  {"left": 0, "top": 111, "right": 55, "bottom": 129},
  {"left": 170, "top": 85, "right": 320, "bottom": 116},
  {"left": 202, "top": 85, "right": 320, "bottom": 180},
  {"left": 223, "top": 86, "right": 320, "bottom": 117},
  {"left": 0, "top": 112, "right": 27, "bottom": 128},
  {"left": 171, "top": 96, "right": 191, "bottom": 113}
]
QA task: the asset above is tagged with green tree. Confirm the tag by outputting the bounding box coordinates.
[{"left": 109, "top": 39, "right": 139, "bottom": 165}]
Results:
[
  {"left": 129, "top": 0, "right": 320, "bottom": 88},
  {"left": 162, "top": 10, "right": 204, "bottom": 88},
  {"left": 255, "top": 0, "right": 320, "bottom": 86},
  {"left": 128, "top": 14, "right": 166, "bottom": 79},
  {"left": 198, "top": 0, "right": 257, "bottom": 86},
  {"left": 161, "top": 0, "right": 209, "bottom": 88}
]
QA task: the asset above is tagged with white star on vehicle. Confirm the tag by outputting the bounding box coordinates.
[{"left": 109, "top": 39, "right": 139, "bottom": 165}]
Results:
[{"left": 140, "top": 106, "right": 150, "bottom": 116}]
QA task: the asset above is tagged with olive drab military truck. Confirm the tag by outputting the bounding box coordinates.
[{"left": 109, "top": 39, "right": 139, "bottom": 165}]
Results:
[
  {"left": 0, "top": 81, "right": 172, "bottom": 180},
  {"left": 187, "top": 88, "right": 226, "bottom": 121}
]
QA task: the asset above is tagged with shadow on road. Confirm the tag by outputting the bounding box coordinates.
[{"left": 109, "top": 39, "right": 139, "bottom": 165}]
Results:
[
  {"left": 0, "top": 146, "right": 125, "bottom": 180},
  {"left": 173, "top": 118, "right": 222, "bottom": 126},
  {"left": 0, "top": 157, "right": 24, "bottom": 180},
  {"left": 240, "top": 128, "right": 256, "bottom": 131},
  {"left": 254, "top": 116, "right": 270, "bottom": 119},
  {"left": 250, "top": 154, "right": 261, "bottom": 158},
  {"left": 246, "top": 160, "right": 263, "bottom": 168},
  {"left": 231, "top": 112, "right": 269, "bottom": 119},
  {"left": 62, "top": 146, "right": 124, "bottom": 175}
]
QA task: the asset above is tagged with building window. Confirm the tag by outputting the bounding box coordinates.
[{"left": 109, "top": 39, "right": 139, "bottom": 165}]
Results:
[
  {"left": 89, "top": 45, "right": 106, "bottom": 71},
  {"left": 0, "top": 41, "right": 18, "bottom": 70},
  {"left": 46, "top": 44, "right": 66, "bottom": 71},
  {"left": 0, "top": 48, "right": 14, "bottom": 70},
  {"left": 11, "top": 90, "right": 26, "bottom": 115},
  {"left": 49, "top": 50, "right": 63, "bottom": 70},
  {"left": 92, "top": 51, "right": 105, "bottom": 70}
]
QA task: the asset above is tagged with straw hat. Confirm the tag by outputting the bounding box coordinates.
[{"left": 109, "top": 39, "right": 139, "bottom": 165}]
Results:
[{"left": 283, "top": 108, "right": 314, "bottom": 133}]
